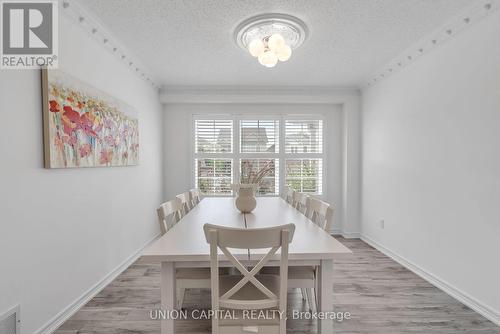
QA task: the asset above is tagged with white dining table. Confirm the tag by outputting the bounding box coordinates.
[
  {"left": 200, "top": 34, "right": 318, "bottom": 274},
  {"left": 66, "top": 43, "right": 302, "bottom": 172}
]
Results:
[{"left": 142, "top": 197, "right": 352, "bottom": 334}]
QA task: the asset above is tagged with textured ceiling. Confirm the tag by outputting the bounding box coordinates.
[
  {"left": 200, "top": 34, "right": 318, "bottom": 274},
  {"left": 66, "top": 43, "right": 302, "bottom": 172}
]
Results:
[{"left": 78, "top": 0, "right": 475, "bottom": 87}]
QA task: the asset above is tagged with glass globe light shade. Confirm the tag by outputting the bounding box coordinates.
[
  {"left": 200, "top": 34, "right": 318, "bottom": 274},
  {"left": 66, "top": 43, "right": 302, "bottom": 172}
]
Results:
[
  {"left": 267, "top": 33, "right": 285, "bottom": 52},
  {"left": 258, "top": 50, "right": 278, "bottom": 68},
  {"left": 276, "top": 44, "right": 292, "bottom": 61},
  {"left": 248, "top": 39, "right": 265, "bottom": 57}
]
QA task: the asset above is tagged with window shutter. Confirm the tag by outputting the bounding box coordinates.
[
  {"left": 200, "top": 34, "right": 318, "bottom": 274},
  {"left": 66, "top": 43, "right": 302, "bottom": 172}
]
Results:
[
  {"left": 195, "top": 119, "right": 233, "bottom": 153},
  {"left": 285, "top": 158, "right": 323, "bottom": 194},
  {"left": 285, "top": 120, "right": 323, "bottom": 154},
  {"left": 240, "top": 120, "right": 279, "bottom": 153},
  {"left": 240, "top": 159, "right": 279, "bottom": 195},
  {"left": 195, "top": 159, "right": 233, "bottom": 195}
]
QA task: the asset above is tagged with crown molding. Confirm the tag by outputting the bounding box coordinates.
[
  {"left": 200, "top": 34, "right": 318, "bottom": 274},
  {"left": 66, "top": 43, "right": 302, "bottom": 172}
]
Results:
[
  {"left": 363, "top": 0, "right": 499, "bottom": 88},
  {"left": 60, "top": 0, "right": 160, "bottom": 89},
  {"left": 160, "top": 85, "right": 360, "bottom": 104}
]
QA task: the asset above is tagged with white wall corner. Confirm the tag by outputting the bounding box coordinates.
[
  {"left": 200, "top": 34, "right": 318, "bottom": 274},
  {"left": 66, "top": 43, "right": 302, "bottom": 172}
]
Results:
[{"left": 341, "top": 95, "right": 361, "bottom": 236}]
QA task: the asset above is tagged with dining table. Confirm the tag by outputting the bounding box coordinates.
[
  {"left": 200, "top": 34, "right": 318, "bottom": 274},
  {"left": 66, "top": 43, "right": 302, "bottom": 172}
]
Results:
[{"left": 142, "top": 197, "right": 352, "bottom": 334}]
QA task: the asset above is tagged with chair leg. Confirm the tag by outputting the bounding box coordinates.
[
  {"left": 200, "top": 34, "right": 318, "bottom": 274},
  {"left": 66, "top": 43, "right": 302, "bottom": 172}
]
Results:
[
  {"left": 305, "top": 288, "right": 316, "bottom": 312},
  {"left": 177, "top": 288, "right": 186, "bottom": 309},
  {"left": 300, "top": 288, "right": 307, "bottom": 301},
  {"left": 314, "top": 288, "right": 319, "bottom": 312},
  {"left": 314, "top": 267, "right": 320, "bottom": 311},
  {"left": 280, "top": 318, "right": 286, "bottom": 334},
  {"left": 212, "top": 317, "right": 219, "bottom": 334}
]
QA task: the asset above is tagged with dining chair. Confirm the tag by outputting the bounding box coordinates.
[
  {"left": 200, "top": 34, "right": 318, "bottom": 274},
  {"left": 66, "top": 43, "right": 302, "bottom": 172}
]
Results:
[
  {"left": 157, "top": 198, "right": 183, "bottom": 235},
  {"left": 189, "top": 188, "right": 202, "bottom": 207},
  {"left": 292, "top": 191, "right": 309, "bottom": 214},
  {"left": 157, "top": 198, "right": 214, "bottom": 309},
  {"left": 204, "top": 223, "right": 295, "bottom": 334},
  {"left": 324, "top": 206, "right": 334, "bottom": 232},
  {"left": 293, "top": 199, "right": 334, "bottom": 311},
  {"left": 264, "top": 198, "right": 333, "bottom": 312},
  {"left": 305, "top": 197, "right": 331, "bottom": 230},
  {"left": 283, "top": 186, "right": 295, "bottom": 205},
  {"left": 176, "top": 191, "right": 193, "bottom": 217}
]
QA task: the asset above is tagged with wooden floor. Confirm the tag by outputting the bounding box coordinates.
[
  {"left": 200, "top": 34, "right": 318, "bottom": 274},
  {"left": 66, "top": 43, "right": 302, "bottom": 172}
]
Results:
[{"left": 55, "top": 237, "right": 500, "bottom": 333}]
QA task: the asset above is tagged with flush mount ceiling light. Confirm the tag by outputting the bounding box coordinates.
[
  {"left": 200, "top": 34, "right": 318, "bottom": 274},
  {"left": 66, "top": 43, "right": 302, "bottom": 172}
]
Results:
[{"left": 234, "top": 13, "right": 308, "bottom": 68}]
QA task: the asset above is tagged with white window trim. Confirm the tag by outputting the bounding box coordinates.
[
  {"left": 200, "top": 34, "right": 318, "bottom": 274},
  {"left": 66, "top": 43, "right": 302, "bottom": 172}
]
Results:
[
  {"left": 191, "top": 113, "right": 326, "bottom": 197},
  {"left": 192, "top": 115, "right": 234, "bottom": 196}
]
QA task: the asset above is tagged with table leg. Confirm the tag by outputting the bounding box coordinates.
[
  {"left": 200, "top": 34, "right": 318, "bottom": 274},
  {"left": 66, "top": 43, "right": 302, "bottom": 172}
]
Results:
[
  {"left": 161, "top": 261, "right": 176, "bottom": 334},
  {"left": 319, "top": 259, "right": 333, "bottom": 334}
]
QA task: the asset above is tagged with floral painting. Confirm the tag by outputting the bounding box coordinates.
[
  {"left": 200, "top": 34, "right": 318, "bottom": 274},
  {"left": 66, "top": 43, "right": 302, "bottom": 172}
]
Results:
[{"left": 42, "top": 69, "right": 139, "bottom": 168}]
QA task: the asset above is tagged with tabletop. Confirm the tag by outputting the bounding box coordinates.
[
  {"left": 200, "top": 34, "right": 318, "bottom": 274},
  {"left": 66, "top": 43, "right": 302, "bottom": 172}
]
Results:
[{"left": 142, "top": 197, "right": 351, "bottom": 262}]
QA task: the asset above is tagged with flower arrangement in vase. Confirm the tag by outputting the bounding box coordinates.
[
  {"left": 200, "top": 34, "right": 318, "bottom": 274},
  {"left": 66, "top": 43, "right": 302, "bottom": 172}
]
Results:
[{"left": 232, "top": 160, "right": 274, "bottom": 213}]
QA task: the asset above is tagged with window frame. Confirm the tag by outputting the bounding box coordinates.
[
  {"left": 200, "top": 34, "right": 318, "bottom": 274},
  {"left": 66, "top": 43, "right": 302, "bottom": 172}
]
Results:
[
  {"left": 283, "top": 116, "right": 324, "bottom": 196},
  {"left": 192, "top": 115, "right": 235, "bottom": 196},
  {"left": 191, "top": 113, "right": 325, "bottom": 197}
]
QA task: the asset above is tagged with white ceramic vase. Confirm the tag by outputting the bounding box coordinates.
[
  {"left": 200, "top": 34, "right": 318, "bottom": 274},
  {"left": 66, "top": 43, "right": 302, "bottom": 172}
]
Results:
[{"left": 231, "top": 184, "right": 258, "bottom": 213}]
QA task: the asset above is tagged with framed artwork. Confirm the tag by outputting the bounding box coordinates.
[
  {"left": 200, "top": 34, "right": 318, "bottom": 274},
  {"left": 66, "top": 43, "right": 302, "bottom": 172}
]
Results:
[{"left": 41, "top": 69, "right": 139, "bottom": 168}]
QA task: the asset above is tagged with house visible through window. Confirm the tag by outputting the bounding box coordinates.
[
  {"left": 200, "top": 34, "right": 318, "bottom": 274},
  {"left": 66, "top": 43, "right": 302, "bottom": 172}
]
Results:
[
  {"left": 193, "top": 116, "right": 323, "bottom": 196},
  {"left": 284, "top": 120, "right": 323, "bottom": 194}
]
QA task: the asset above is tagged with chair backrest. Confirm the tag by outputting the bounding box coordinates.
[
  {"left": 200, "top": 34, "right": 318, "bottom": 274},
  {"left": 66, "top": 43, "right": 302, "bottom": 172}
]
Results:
[
  {"left": 156, "top": 198, "right": 182, "bottom": 235},
  {"left": 305, "top": 197, "right": 331, "bottom": 231},
  {"left": 283, "top": 186, "right": 295, "bottom": 205},
  {"left": 293, "top": 191, "right": 309, "bottom": 214},
  {"left": 324, "top": 206, "right": 334, "bottom": 232},
  {"left": 204, "top": 223, "right": 295, "bottom": 313},
  {"left": 176, "top": 191, "right": 192, "bottom": 217},
  {"left": 189, "top": 188, "right": 202, "bottom": 206}
]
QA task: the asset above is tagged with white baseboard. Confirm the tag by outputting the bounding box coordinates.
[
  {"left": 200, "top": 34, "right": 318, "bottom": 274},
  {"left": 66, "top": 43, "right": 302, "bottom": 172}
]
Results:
[
  {"left": 341, "top": 231, "right": 361, "bottom": 239},
  {"left": 35, "top": 233, "right": 161, "bottom": 334},
  {"left": 330, "top": 228, "right": 342, "bottom": 235},
  {"left": 330, "top": 228, "right": 361, "bottom": 239},
  {"left": 361, "top": 235, "right": 500, "bottom": 326}
]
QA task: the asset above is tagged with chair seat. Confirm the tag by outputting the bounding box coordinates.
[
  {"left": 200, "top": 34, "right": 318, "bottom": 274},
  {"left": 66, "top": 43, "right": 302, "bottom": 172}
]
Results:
[
  {"left": 260, "top": 266, "right": 315, "bottom": 280},
  {"left": 176, "top": 268, "right": 211, "bottom": 279},
  {"left": 176, "top": 267, "right": 229, "bottom": 279}
]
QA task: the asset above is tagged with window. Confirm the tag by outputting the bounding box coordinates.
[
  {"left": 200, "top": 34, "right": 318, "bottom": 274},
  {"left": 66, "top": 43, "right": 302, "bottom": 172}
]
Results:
[
  {"left": 240, "top": 120, "right": 279, "bottom": 153},
  {"left": 195, "top": 158, "right": 232, "bottom": 195},
  {"left": 194, "top": 119, "right": 233, "bottom": 195},
  {"left": 193, "top": 116, "right": 323, "bottom": 196},
  {"left": 285, "top": 159, "right": 322, "bottom": 194},
  {"left": 195, "top": 119, "right": 232, "bottom": 153},
  {"left": 240, "top": 119, "right": 280, "bottom": 196},
  {"left": 240, "top": 158, "right": 279, "bottom": 195},
  {"left": 284, "top": 120, "right": 323, "bottom": 195},
  {"left": 285, "top": 120, "right": 323, "bottom": 154}
]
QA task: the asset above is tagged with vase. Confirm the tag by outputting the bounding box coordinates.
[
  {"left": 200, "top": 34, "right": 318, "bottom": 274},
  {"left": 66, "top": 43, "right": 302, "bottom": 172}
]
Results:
[{"left": 231, "top": 184, "right": 257, "bottom": 213}]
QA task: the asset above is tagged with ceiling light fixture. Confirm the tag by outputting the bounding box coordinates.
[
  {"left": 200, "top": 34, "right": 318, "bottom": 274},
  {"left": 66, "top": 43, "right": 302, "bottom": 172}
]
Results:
[{"left": 234, "top": 13, "right": 308, "bottom": 68}]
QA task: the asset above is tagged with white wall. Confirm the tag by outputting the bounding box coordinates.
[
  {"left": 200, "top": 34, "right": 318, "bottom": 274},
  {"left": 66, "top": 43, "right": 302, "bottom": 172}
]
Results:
[
  {"left": 163, "top": 103, "right": 344, "bottom": 231},
  {"left": 0, "top": 14, "right": 163, "bottom": 334},
  {"left": 362, "top": 10, "right": 500, "bottom": 322}
]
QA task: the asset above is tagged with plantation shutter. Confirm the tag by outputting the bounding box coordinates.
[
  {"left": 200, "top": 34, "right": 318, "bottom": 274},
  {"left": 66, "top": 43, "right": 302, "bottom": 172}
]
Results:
[
  {"left": 195, "top": 119, "right": 233, "bottom": 153},
  {"left": 284, "top": 119, "right": 323, "bottom": 194},
  {"left": 240, "top": 120, "right": 279, "bottom": 153},
  {"left": 195, "top": 159, "right": 233, "bottom": 195},
  {"left": 240, "top": 158, "right": 279, "bottom": 195},
  {"left": 285, "top": 159, "right": 323, "bottom": 194},
  {"left": 285, "top": 120, "right": 323, "bottom": 154}
]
